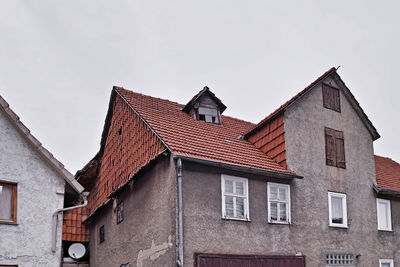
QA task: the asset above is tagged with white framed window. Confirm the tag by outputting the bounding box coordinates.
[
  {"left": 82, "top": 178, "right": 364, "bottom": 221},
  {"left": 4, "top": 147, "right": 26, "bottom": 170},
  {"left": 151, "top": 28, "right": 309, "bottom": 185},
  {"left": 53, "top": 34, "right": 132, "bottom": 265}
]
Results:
[
  {"left": 221, "top": 175, "right": 249, "bottom": 221},
  {"left": 267, "top": 183, "right": 290, "bottom": 224},
  {"left": 379, "top": 259, "right": 394, "bottom": 267},
  {"left": 325, "top": 253, "right": 354, "bottom": 265},
  {"left": 377, "top": 198, "right": 392, "bottom": 231},
  {"left": 328, "top": 192, "right": 347, "bottom": 228}
]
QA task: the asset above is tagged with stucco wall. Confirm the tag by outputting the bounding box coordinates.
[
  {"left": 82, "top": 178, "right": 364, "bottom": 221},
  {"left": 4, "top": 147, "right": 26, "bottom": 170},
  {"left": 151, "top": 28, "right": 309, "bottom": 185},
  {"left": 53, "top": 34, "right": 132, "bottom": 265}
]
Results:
[
  {"left": 181, "top": 161, "right": 296, "bottom": 267},
  {"left": 0, "top": 109, "right": 66, "bottom": 266},
  {"left": 284, "top": 76, "right": 400, "bottom": 266},
  {"left": 88, "top": 155, "right": 177, "bottom": 267}
]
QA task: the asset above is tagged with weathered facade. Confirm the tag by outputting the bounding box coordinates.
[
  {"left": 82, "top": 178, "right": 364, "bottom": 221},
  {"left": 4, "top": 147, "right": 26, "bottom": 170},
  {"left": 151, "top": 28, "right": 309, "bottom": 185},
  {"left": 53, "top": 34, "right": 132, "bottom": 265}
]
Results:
[
  {"left": 0, "top": 96, "right": 84, "bottom": 266},
  {"left": 79, "top": 68, "right": 400, "bottom": 267}
]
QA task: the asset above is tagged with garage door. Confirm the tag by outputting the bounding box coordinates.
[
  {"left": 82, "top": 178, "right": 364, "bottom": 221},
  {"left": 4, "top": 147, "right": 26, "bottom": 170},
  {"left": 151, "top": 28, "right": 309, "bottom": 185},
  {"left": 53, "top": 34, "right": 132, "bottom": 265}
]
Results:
[{"left": 195, "top": 254, "right": 305, "bottom": 267}]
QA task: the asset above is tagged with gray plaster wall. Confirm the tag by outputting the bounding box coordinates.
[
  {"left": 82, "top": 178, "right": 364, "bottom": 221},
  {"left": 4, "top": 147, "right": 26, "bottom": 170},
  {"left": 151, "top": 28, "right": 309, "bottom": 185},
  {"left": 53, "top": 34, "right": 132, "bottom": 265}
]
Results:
[
  {"left": 181, "top": 162, "right": 296, "bottom": 267},
  {"left": 284, "top": 76, "right": 400, "bottom": 266},
  {"left": 0, "top": 108, "right": 66, "bottom": 266},
  {"left": 88, "top": 155, "right": 177, "bottom": 267}
]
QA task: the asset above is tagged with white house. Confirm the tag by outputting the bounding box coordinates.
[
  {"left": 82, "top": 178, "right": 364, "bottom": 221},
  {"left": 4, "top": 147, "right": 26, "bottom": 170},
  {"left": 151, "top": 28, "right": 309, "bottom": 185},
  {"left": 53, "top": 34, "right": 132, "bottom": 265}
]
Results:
[{"left": 0, "top": 95, "right": 84, "bottom": 266}]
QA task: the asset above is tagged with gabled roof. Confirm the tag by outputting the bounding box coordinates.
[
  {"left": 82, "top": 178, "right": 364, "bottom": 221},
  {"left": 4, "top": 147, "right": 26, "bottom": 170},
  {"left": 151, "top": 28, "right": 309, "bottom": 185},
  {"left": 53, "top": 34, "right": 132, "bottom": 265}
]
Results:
[
  {"left": 114, "top": 87, "right": 298, "bottom": 178},
  {"left": 375, "top": 155, "right": 400, "bottom": 194},
  {"left": 245, "top": 67, "right": 380, "bottom": 141},
  {"left": 182, "top": 86, "right": 227, "bottom": 114},
  {"left": 0, "top": 95, "right": 84, "bottom": 194}
]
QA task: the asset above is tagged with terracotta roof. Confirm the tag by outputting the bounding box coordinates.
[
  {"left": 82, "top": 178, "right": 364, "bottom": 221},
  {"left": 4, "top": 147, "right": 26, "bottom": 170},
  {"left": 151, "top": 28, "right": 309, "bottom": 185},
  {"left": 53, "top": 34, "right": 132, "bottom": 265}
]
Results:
[
  {"left": 0, "top": 95, "right": 84, "bottom": 194},
  {"left": 115, "top": 87, "right": 297, "bottom": 176},
  {"left": 245, "top": 67, "right": 380, "bottom": 141},
  {"left": 62, "top": 206, "right": 89, "bottom": 242},
  {"left": 375, "top": 155, "right": 400, "bottom": 193}
]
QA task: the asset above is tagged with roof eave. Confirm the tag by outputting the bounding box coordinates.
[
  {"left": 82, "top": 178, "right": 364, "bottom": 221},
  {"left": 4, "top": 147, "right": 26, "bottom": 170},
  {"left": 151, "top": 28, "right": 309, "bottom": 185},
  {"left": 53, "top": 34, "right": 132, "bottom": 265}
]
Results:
[
  {"left": 373, "top": 184, "right": 400, "bottom": 198},
  {"left": 0, "top": 95, "right": 84, "bottom": 194},
  {"left": 172, "top": 154, "right": 302, "bottom": 179}
]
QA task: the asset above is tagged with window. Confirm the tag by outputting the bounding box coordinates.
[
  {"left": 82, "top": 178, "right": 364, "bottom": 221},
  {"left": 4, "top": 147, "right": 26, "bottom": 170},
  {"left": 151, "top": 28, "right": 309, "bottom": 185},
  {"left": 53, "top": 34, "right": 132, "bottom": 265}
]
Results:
[
  {"left": 379, "top": 259, "right": 394, "bottom": 267},
  {"left": 221, "top": 175, "right": 249, "bottom": 220},
  {"left": 377, "top": 198, "right": 392, "bottom": 231},
  {"left": 328, "top": 192, "right": 347, "bottom": 228},
  {"left": 99, "top": 225, "right": 105, "bottom": 243},
  {"left": 322, "top": 83, "right": 341, "bottom": 112},
  {"left": 198, "top": 107, "right": 220, "bottom": 124},
  {"left": 0, "top": 181, "right": 17, "bottom": 224},
  {"left": 325, "top": 128, "right": 346, "bottom": 168},
  {"left": 325, "top": 254, "right": 354, "bottom": 265},
  {"left": 116, "top": 201, "right": 124, "bottom": 224},
  {"left": 267, "top": 183, "right": 290, "bottom": 224}
]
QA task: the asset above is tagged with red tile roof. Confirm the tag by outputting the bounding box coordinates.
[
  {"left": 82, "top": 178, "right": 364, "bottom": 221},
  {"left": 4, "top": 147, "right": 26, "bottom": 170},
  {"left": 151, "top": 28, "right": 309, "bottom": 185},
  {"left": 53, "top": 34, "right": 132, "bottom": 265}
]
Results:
[
  {"left": 62, "top": 207, "right": 89, "bottom": 242},
  {"left": 375, "top": 155, "right": 400, "bottom": 192},
  {"left": 115, "top": 87, "right": 296, "bottom": 176}
]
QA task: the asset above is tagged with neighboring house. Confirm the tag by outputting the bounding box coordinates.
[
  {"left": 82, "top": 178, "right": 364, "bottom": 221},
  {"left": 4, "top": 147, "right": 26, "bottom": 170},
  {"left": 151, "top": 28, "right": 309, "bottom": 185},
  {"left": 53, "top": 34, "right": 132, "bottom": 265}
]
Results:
[
  {"left": 0, "top": 96, "right": 85, "bottom": 266},
  {"left": 76, "top": 68, "right": 400, "bottom": 267}
]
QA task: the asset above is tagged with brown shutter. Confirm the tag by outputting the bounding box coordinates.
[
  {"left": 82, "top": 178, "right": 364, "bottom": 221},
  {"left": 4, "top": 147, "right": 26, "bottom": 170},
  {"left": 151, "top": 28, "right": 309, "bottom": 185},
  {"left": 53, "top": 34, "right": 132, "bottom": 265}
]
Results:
[
  {"left": 335, "top": 131, "right": 346, "bottom": 168},
  {"left": 322, "top": 84, "right": 330, "bottom": 109},
  {"left": 325, "top": 128, "right": 336, "bottom": 166},
  {"left": 333, "top": 87, "right": 341, "bottom": 112}
]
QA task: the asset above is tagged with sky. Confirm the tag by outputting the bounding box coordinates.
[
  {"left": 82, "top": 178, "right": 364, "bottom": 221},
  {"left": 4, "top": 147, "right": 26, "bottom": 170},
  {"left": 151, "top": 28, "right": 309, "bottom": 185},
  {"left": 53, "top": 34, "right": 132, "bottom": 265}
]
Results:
[{"left": 0, "top": 1, "right": 399, "bottom": 173}]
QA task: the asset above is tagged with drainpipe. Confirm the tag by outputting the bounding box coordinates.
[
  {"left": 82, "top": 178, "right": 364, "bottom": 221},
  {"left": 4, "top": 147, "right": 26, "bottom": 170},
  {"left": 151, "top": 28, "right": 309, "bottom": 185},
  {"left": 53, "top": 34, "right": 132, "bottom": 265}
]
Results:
[
  {"left": 52, "top": 191, "right": 90, "bottom": 253},
  {"left": 177, "top": 158, "right": 184, "bottom": 267}
]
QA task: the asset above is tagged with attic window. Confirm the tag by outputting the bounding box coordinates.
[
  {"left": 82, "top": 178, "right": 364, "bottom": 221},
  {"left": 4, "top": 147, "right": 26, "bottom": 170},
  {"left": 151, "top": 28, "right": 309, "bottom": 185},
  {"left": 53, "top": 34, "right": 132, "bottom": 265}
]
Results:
[{"left": 198, "top": 107, "right": 220, "bottom": 124}]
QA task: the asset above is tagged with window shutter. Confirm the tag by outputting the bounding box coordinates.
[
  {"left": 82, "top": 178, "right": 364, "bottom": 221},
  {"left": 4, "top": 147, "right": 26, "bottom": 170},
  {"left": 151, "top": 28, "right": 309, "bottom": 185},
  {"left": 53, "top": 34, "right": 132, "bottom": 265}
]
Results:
[
  {"left": 332, "top": 87, "right": 341, "bottom": 112},
  {"left": 322, "top": 84, "right": 340, "bottom": 112},
  {"left": 325, "top": 128, "right": 336, "bottom": 166},
  {"left": 335, "top": 131, "right": 346, "bottom": 168}
]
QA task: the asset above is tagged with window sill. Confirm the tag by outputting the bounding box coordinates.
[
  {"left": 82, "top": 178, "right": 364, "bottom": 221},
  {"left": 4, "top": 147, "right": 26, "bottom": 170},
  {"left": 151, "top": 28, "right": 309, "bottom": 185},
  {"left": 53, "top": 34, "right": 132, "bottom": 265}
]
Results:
[
  {"left": 378, "top": 228, "right": 392, "bottom": 232},
  {"left": 329, "top": 224, "right": 348, "bottom": 229},
  {"left": 268, "top": 221, "right": 290, "bottom": 225},
  {"left": 0, "top": 220, "right": 18, "bottom": 225},
  {"left": 222, "top": 217, "right": 251, "bottom": 222}
]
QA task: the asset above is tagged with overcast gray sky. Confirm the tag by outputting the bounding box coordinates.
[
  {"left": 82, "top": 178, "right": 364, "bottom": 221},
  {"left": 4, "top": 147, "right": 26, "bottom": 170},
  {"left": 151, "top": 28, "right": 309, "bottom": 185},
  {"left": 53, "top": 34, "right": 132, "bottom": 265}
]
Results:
[{"left": 1, "top": 1, "right": 399, "bottom": 173}]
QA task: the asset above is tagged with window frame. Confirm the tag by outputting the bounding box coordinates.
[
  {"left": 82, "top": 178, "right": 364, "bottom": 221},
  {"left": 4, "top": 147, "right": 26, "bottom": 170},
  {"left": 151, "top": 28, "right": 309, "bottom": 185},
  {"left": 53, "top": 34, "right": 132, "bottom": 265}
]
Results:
[
  {"left": 99, "top": 225, "right": 105, "bottom": 244},
  {"left": 116, "top": 201, "right": 124, "bottom": 224},
  {"left": 379, "top": 259, "right": 394, "bottom": 267},
  {"left": 377, "top": 198, "right": 392, "bottom": 231},
  {"left": 267, "top": 182, "right": 291, "bottom": 224},
  {"left": 221, "top": 174, "right": 249, "bottom": 221},
  {"left": 0, "top": 181, "right": 18, "bottom": 224},
  {"left": 328, "top": 192, "right": 347, "bottom": 228}
]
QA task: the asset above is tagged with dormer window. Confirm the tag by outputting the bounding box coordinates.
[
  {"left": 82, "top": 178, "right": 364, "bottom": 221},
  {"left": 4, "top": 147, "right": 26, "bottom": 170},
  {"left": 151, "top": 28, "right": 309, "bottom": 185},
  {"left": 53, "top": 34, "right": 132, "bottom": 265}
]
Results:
[
  {"left": 182, "top": 86, "right": 227, "bottom": 125},
  {"left": 198, "top": 107, "right": 220, "bottom": 124}
]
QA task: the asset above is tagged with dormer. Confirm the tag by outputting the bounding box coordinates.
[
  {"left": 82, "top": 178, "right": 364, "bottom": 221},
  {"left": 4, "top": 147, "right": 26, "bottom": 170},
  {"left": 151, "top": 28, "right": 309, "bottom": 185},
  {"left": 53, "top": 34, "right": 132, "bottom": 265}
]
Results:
[{"left": 183, "top": 87, "right": 227, "bottom": 124}]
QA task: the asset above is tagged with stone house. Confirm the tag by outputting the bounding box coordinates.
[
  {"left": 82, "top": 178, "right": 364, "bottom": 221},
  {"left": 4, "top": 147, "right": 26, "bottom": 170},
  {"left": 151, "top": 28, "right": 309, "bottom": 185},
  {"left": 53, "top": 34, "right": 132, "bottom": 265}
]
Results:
[
  {"left": 0, "top": 95, "right": 85, "bottom": 266},
  {"left": 77, "top": 68, "right": 400, "bottom": 267}
]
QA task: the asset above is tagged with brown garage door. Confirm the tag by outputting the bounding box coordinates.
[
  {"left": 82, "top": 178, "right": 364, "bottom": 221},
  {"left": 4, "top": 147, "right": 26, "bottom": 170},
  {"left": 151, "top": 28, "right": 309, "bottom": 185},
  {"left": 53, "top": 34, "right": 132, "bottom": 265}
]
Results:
[{"left": 195, "top": 254, "right": 305, "bottom": 267}]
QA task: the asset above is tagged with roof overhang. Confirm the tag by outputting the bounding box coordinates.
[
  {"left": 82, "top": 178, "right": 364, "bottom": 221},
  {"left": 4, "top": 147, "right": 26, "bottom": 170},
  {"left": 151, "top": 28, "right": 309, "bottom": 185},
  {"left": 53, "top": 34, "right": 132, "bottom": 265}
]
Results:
[
  {"left": 373, "top": 184, "right": 400, "bottom": 198},
  {"left": 172, "top": 154, "right": 303, "bottom": 180},
  {"left": 0, "top": 95, "right": 84, "bottom": 194}
]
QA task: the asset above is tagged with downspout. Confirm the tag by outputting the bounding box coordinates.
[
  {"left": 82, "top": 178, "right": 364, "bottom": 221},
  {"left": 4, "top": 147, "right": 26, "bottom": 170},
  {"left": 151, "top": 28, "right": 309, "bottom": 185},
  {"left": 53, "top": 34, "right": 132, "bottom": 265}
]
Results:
[
  {"left": 177, "top": 158, "right": 184, "bottom": 267},
  {"left": 52, "top": 191, "right": 90, "bottom": 253}
]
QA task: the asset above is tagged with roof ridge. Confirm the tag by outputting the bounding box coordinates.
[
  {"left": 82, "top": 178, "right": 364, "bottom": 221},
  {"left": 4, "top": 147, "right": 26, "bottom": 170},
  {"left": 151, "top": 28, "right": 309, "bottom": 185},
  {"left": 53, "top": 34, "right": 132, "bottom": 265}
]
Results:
[
  {"left": 114, "top": 86, "right": 184, "bottom": 107},
  {"left": 0, "top": 94, "right": 84, "bottom": 194}
]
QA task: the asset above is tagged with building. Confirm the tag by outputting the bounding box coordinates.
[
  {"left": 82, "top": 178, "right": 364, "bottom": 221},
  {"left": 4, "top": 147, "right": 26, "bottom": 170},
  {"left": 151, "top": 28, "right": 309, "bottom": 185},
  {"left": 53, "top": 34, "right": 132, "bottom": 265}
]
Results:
[
  {"left": 77, "top": 68, "right": 400, "bottom": 266},
  {"left": 0, "top": 95, "right": 85, "bottom": 266}
]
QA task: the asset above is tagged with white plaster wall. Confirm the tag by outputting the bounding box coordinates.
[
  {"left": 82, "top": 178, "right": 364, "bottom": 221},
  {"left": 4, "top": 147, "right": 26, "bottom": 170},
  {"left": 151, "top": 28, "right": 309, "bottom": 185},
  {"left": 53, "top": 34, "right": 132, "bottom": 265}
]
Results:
[{"left": 0, "top": 109, "right": 66, "bottom": 267}]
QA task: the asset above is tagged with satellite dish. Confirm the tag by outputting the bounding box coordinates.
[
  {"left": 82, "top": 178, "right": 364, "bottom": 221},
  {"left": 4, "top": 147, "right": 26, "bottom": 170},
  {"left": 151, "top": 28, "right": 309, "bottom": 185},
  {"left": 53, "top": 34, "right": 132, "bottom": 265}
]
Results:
[{"left": 68, "top": 243, "right": 86, "bottom": 260}]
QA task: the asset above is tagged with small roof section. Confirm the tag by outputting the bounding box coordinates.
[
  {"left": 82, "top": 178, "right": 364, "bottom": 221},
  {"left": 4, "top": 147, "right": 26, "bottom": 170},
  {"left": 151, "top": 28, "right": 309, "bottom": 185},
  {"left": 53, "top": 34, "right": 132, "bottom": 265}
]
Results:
[
  {"left": 182, "top": 86, "right": 227, "bottom": 114},
  {"left": 375, "top": 155, "right": 400, "bottom": 194},
  {"left": 245, "top": 67, "right": 380, "bottom": 141},
  {"left": 0, "top": 95, "right": 84, "bottom": 194}
]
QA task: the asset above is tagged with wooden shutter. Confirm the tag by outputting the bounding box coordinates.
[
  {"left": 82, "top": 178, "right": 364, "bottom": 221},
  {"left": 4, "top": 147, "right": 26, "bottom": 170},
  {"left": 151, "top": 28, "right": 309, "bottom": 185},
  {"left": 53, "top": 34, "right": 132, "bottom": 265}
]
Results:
[
  {"left": 325, "top": 128, "right": 336, "bottom": 166},
  {"left": 335, "top": 130, "right": 346, "bottom": 168},
  {"left": 322, "top": 84, "right": 340, "bottom": 112}
]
